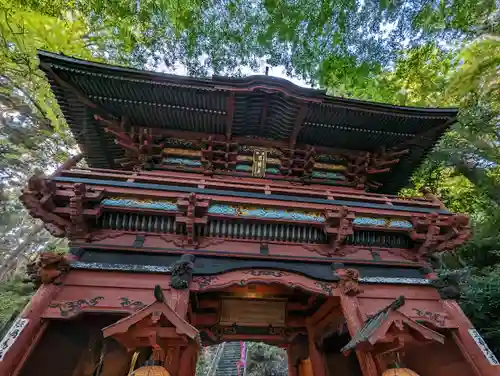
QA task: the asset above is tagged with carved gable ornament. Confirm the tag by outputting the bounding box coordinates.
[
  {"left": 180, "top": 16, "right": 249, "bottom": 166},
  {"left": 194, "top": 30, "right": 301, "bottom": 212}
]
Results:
[
  {"left": 341, "top": 296, "right": 444, "bottom": 355},
  {"left": 102, "top": 285, "right": 200, "bottom": 351}
]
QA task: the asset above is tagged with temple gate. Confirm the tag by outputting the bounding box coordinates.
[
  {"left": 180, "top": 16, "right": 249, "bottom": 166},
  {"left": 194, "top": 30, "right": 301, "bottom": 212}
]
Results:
[{"left": 0, "top": 51, "right": 498, "bottom": 376}]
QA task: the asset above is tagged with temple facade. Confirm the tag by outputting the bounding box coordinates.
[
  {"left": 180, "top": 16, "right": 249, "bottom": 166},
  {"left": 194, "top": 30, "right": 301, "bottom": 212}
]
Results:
[{"left": 0, "top": 51, "right": 498, "bottom": 376}]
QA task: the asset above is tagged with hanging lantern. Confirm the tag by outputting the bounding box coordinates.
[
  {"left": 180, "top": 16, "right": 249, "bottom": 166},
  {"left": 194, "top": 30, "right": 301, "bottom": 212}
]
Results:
[
  {"left": 382, "top": 367, "right": 419, "bottom": 376},
  {"left": 129, "top": 345, "right": 170, "bottom": 376},
  {"left": 129, "top": 360, "right": 171, "bottom": 376}
]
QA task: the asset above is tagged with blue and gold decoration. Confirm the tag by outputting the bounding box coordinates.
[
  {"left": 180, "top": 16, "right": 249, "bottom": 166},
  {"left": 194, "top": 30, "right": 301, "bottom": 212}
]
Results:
[
  {"left": 163, "top": 157, "right": 202, "bottom": 167},
  {"left": 101, "top": 199, "right": 412, "bottom": 229},
  {"left": 353, "top": 217, "right": 412, "bottom": 229},
  {"left": 102, "top": 198, "right": 178, "bottom": 211},
  {"left": 208, "top": 204, "right": 326, "bottom": 222}
]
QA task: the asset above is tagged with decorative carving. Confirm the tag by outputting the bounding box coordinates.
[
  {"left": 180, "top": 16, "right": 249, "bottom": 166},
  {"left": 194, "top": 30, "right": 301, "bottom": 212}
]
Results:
[
  {"left": 170, "top": 254, "right": 195, "bottom": 289},
  {"left": 69, "top": 183, "right": 90, "bottom": 240},
  {"left": 49, "top": 296, "right": 104, "bottom": 317},
  {"left": 100, "top": 121, "right": 164, "bottom": 170},
  {"left": 324, "top": 206, "right": 355, "bottom": 256},
  {"left": 26, "top": 252, "right": 70, "bottom": 287},
  {"left": 314, "top": 281, "right": 335, "bottom": 296},
  {"left": 207, "top": 204, "right": 325, "bottom": 222},
  {"left": 176, "top": 193, "right": 209, "bottom": 247},
  {"left": 353, "top": 217, "right": 412, "bottom": 229},
  {"left": 20, "top": 175, "right": 70, "bottom": 237},
  {"left": 280, "top": 146, "right": 315, "bottom": 180},
  {"left": 102, "top": 285, "right": 200, "bottom": 350},
  {"left": 336, "top": 268, "right": 363, "bottom": 296},
  {"left": 201, "top": 136, "right": 238, "bottom": 174},
  {"left": 119, "top": 297, "right": 146, "bottom": 311},
  {"left": 436, "top": 214, "right": 471, "bottom": 252},
  {"left": 345, "top": 148, "right": 408, "bottom": 189},
  {"left": 411, "top": 213, "right": 471, "bottom": 257},
  {"left": 242, "top": 270, "right": 290, "bottom": 277},
  {"left": 101, "top": 198, "right": 178, "bottom": 211},
  {"left": 412, "top": 308, "right": 446, "bottom": 326},
  {"left": 193, "top": 275, "right": 219, "bottom": 289}
]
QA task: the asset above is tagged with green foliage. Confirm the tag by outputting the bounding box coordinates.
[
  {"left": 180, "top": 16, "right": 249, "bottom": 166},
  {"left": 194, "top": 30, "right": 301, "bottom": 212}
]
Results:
[
  {"left": 0, "top": 277, "right": 33, "bottom": 327},
  {"left": 246, "top": 342, "right": 287, "bottom": 376},
  {"left": 461, "top": 266, "right": 500, "bottom": 353}
]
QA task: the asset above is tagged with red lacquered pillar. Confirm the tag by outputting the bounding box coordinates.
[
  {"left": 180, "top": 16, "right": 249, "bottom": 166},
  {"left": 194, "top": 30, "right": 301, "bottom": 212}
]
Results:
[
  {"left": 443, "top": 300, "right": 500, "bottom": 376},
  {"left": 0, "top": 283, "right": 60, "bottom": 376},
  {"left": 340, "top": 295, "right": 378, "bottom": 376}
]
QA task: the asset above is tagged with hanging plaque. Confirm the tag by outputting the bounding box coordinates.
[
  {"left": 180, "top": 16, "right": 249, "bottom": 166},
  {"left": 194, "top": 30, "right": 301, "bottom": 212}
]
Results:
[
  {"left": 220, "top": 299, "right": 286, "bottom": 326},
  {"left": 252, "top": 150, "right": 268, "bottom": 178}
]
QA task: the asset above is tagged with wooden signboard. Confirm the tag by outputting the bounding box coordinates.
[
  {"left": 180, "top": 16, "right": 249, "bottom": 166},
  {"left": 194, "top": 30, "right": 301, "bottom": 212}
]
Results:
[{"left": 220, "top": 299, "right": 286, "bottom": 326}]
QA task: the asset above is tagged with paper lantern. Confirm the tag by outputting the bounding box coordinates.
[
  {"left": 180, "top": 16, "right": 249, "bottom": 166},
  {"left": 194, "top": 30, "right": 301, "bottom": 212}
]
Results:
[
  {"left": 129, "top": 361, "right": 171, "bottom": 376},
  {"left": 382, "top": 367, "right": 420, "bottom": 376}
]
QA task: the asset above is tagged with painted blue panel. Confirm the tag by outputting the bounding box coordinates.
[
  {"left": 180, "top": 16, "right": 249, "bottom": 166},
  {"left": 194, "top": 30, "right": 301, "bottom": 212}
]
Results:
[
  {"left": 53, "top": 176, "right": 451, "bottom": 215},
  {"left": 389, "top": 220, "right": 413, "bottom": 229},
  {"left": 164, "top": 157, "right": 201, "bottom": 167},
  {"left": 353, "top": 217, "right": 413, "bottom": 229},
  {"left": 102, "top": 198, "right": 178, "bottom": 211},
  {"left": 235, "top": 165, "right": 252, "bottom": 171},
  {"left": 235, "top": 165, "right": 281, "bottom": 174},
  {"left": 265, "top": 168, "right": 281, "bottom": 174},
  {"left": 312, "top": 171, "right": 345, "bottom": 180},
  {"left": 208, "top": 204, "right": 325, "bottom": 222},
  {"left": 208, "top": 204, "right": 239, "bottom": 215},
  {"left": 353, "top": 217, "right": 387, "bottom": 226}
]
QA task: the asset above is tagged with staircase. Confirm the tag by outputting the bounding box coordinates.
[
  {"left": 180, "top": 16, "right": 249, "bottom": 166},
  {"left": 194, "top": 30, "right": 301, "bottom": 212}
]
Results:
[{"left": 213, "top": 342, "right": 242, "bottom": 376}]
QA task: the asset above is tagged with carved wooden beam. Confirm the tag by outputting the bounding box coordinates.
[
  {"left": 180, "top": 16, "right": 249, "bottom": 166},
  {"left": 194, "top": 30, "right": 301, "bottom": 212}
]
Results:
[
  {"left": 411, "top": 213, "right": 471, "bottom": 256},
  {"left": 20, "top": 176, "right": 70, "bottom": 237},
  {"left": 324, "top": 206, "right": 355, "bottom": 255},
  {"left": 98, "top": 119, "right": 164, "bottom": 170},
  {"left": 175, "top": 193, "right": 210, "bottom": 247}
]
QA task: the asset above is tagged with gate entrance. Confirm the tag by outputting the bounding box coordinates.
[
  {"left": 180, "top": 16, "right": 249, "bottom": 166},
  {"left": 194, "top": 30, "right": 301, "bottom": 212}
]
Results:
[{"left": 1, "top": 51, "right": 497, "bottom": 376}]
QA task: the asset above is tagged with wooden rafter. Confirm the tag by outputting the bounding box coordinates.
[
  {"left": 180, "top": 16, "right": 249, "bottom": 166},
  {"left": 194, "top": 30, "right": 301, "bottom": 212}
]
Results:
[
  {"left": 225, "top": 92, "right": 235, "bottom": 140},
  {"left": 258, "top": 94, "right": 269, "bottom": 136},
  {"left": 289, "top": 104, "right": 309, "bottom": 150}
]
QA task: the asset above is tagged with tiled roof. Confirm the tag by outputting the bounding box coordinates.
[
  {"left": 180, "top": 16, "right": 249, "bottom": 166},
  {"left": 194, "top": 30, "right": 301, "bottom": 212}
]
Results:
[{"left": 38, "top": 51, "right": 458, "bottom": 194}]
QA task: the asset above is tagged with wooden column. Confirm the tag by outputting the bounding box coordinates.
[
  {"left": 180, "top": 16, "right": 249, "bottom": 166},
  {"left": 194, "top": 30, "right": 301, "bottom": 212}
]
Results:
[
  {"left": 178, "top": 343, "right": 198, "bottom": 376},
  {"left": 443, "top": 300, "right": 500, "bottom": 376},
  {"left": 305, "top": 325, "right": 327, "bottom": 376},
  {"left": 0, "top": 283, "right": 60, "bottom": 376},
  {"left": 340, "top": 295, "right": 378, "bottom": 376},
  {"left": 287, "top": 346, "right": 298, "bottom": 376}
]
